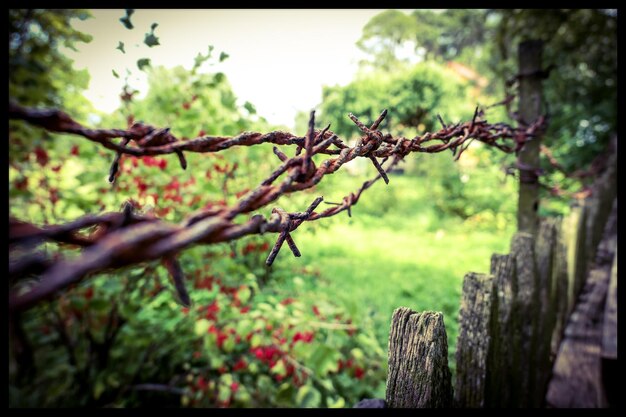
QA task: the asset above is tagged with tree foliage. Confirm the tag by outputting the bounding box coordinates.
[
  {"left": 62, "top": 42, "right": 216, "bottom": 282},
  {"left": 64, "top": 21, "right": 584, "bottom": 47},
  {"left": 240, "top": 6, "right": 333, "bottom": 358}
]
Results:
[
  {"left": 354, "top": 8, "right": 617, "bottom": 204},
  {"left": 320, "top": 62, "right": 476, "bottom": 140}
]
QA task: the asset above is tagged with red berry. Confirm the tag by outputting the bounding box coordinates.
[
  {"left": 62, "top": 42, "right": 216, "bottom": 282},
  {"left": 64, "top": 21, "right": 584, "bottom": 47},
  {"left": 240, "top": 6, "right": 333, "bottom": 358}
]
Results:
[
  {"left": 182, "top": 102, "right": 191, "bottom": 110},
  {"left": 71, "top": 145, "right": 79, "bottom": 156}
]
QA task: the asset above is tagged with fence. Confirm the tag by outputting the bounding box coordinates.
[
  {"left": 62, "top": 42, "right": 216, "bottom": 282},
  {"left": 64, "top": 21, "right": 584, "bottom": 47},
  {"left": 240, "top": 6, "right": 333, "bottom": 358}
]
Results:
[{"left": 384, "top": 136, "right": 616, "bottom": 408}]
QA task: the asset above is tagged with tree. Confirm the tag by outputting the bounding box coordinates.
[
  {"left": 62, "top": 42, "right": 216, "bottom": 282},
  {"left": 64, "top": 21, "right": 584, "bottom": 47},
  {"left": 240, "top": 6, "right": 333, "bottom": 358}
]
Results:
[
  {"left": 9, "top": 9, "right": 96, "bottom": 167},
  {"left": 354, "top": 9, "right": 618, "bottom": 209},
  {"left": 320, "top": 62, "right": 475, "bottom": 140}
]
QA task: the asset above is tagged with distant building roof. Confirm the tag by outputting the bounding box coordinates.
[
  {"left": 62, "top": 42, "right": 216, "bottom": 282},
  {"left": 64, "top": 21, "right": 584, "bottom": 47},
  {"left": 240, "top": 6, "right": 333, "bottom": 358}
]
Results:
[{"left": 446, "top": 61, "right": 488, "bottom": 88}]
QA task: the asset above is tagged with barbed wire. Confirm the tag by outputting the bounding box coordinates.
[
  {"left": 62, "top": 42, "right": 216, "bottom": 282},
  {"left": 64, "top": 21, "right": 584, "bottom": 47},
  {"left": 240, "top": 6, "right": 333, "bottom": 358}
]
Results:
[{"left": 9, "top": 102, "right": 546, "bottom": 313}]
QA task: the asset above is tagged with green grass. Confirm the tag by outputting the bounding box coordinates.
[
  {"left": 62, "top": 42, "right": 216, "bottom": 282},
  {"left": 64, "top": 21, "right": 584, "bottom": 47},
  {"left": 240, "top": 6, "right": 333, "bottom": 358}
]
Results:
[{"left": 267, "top": 171, "right": 516, "bottom": 387}]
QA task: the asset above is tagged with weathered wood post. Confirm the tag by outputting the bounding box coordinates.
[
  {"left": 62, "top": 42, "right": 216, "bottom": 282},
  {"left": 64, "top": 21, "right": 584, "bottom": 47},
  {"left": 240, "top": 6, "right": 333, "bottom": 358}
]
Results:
[
  {"left": 486, "top": 253, "right": 516, "bottom": 407},
  {"left": 533, "top": 218, "right": 559, "bottom": 406},
  {"left": 517, "top": 40, "right": 544, "bottom": 237},
  {"left": 386, "top": 308, "right": 452, "bottom": 408},
  {"left": 546, "top": 199, "right": 617, "bottom": 407},
  {"left": 509, "top": 232, "right": 540, "bottom": 407},
  {"left": 454, "top": 273, "right": 495, "bottom": 407}
]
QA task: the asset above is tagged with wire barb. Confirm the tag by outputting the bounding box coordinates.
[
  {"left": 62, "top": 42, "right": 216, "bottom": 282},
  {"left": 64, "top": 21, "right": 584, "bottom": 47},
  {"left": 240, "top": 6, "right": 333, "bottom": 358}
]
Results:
[{"left": 8, "top": 102, "right": 547, "bottom": 312}]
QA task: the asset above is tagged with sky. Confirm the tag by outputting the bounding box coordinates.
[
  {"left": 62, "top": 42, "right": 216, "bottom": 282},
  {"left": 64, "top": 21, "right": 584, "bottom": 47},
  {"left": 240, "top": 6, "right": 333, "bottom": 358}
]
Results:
[{"left": 66, "top": 9, "right": 417, "bottom": 129}]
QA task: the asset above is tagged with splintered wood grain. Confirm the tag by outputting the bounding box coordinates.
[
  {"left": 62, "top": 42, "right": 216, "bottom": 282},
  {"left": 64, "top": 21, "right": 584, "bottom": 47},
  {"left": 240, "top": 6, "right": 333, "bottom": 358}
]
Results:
[
  {"left": 386, "top": 308, "right": 452, "bottom": 408},
  {"left": 485, "top": 253, "right": 515, "bottom": 407},
  {"left": 510, "top": 232, "right": 539, "bottom": 407},
  {"left": 532, "top": 218, "right": 559, "bottom": 406},
  {"left": 454, "top": 273, "right": 495, "bottom": 408}
]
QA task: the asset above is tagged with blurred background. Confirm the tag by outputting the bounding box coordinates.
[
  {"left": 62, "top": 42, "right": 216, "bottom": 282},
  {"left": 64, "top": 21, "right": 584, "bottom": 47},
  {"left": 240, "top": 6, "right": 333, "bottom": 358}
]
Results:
[{"left": 9, "top": 9, "right": 617, "bottom": 407}]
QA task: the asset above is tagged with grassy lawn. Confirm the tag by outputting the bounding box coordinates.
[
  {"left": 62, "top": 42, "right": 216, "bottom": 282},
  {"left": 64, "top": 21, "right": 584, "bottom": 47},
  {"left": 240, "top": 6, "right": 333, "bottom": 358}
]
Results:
[{"left": 269, "top": 171, "right": 516, "bottom": 392}]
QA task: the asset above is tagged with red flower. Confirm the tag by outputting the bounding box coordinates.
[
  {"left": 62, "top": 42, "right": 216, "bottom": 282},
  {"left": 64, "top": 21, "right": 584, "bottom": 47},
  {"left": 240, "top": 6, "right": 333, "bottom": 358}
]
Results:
[
  {"left": 34, "top": 147, "right": 49, "bottom": 166},
  {"left": 354, "top": 367, "right": 365, "bottom": 379},
  {"left": 198, "top": 130, "right": 206, "bottom": 137},
  {"left": 312, "top": 305, "right": 321, "bottom": 316},
  {"left": 230, "top": 382, "right": 239, "bottom": 392},
  {"left": 216, "top": 332, "right": 228, "bottom": 349},
  {"left": 253, "top": 348, "right": 264, "bottom": 360},
  {"left": 182, "top": 102, "right": 191, "bottom": 110},
  {"left": 280, "top": 298, "right": 294, "bottom": 306},
  {"left": 14, "top": 177, "right": 28, "bottom": 191},
  {"left": 196, "top": 376, "right": 207, "bottom": 390},
  {"left": 240, "top": 306, "right": 250, "bottom": 313},
  {"left": 233, "top": 358, "right": 247, "bottom": 371},
  {"left": 50, "top": 188, "right": 59, "bottom": 205},
  {"left": 71, "top": 145, "right": 79, "bottom": 156},
  {"left": 51, "top": 164, "right": 62, "bottom": 173},
  {"left": 158, "top": 158, "right": 167, "bottom": 170},
  {"left": 165, "top": 178, "right": 180, "bottom": 192},
  {"left": 84, "top": 287, "right": 94, "bottom": 300},
  {"left": 181, "top": 307, "right": 189, "bottom": 315},
  {"left": 193, "top": 351, "right": 202, "bottom": 359}
]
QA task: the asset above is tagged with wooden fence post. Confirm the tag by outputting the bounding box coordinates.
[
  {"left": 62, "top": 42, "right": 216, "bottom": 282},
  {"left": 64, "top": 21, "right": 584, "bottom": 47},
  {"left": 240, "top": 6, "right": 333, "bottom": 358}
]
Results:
[
  {"left": 386, "top": 308, "right": 452, "bottom": 408},
  {"left": 517, "top": 40, "right": 544, "bottom": 237},
  {"left": 533, "top": 218, "right": 559, "bottom": 406},
  {"left": 485, "top": 253, "right": 516, "bottom": 407},
  {"left": 550, "top": 218, "right": 570, "bottom": 363},
  {"left": 509, "top": 232, "right": 539, "bottom": 407},
  {"left": 454, "top": 273, "right": 495, "bottom": 407},
  {"left": 546, "top": 199, "right": 617, "bottom": 407}
]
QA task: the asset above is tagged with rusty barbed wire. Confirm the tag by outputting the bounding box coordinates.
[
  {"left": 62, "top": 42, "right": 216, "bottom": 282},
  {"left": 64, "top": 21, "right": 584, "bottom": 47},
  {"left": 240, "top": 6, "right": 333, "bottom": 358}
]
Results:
[{"left": 9, "top": 102, "right": 546, "bottom": 313}]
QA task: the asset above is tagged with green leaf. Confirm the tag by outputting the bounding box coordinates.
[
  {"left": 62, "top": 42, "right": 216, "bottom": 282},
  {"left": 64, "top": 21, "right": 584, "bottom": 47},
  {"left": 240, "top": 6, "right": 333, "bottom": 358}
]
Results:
[
  {"left": 237, "top": 286, "right": 252, "bottom": 304},
  {"left": 249, "top": 334, "right": 262, "bottom": 348},
  {"left": 350, "top": 347, "right": 364, "bottom": 361},
  {"left": 112, "top": 69, "right": 119, "bottom": 78},
  {"left": 219, "top": 52, "right": 229, "bottom": 62},
  {"left": 235, "top": 318, "right": 252, "bottom": 335},
  {"left": 116, "top": 41, "right": 125, "bottom": 54},
  {"left": 243, "top": 101, "right": 256, "bottom": 115},
  {"left": 213, "top": 72, "right": 225, "bottom": 84},
  {"left": 269, "top": 359, "right": 286, "bottom": 375},
  {"left": 296, "top": 384, "right": 322, "bottom": 408},
  {"left": 120, "top": 9, "right": 134, "bottom": 30},
  {"left": 194, "top": 319, "right": 210, "bottom": 336},
  {"left": 144, "top": 33, "right": 160, "bottom": 48},
  {"left": 90, "top": 298, "right": 109, "bottom": 312},
  {"left": 93, "top": 380, "right": 106, "bottom": 400},
  {"left": 222, "top": 336, "right": 235, "bottom": 352},
  {"left": 70, "top": 296, "right": 86, "bottom": 311},
  {"left": 308, "top": 345, "right": 341, "bottom": 376},
  {"left": 137, "top": 58, "right": 151, "bottom": 71},
  {"left": 328, "top": 396, "right": 346, "bottom": 408},
  {"left": 217, "top": 382, "right": 231, "bottom": 402}
]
